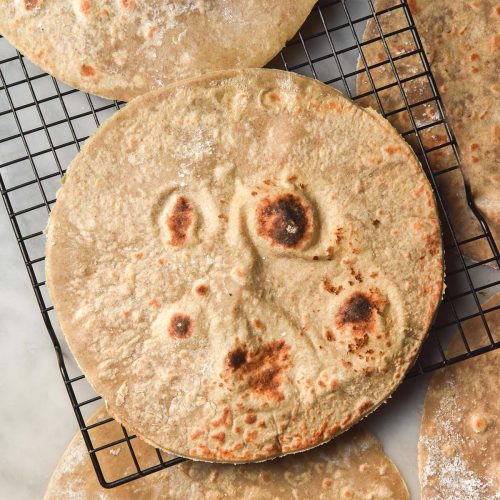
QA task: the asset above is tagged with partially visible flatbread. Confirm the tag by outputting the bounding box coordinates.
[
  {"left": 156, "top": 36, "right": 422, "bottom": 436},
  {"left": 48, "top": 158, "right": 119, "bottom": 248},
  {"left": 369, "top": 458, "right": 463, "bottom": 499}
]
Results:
[
  {"left": 0, "top": 0, "right": 316, "bottom": 101},
  {"left": 357, "top": 0, "right": 499, "bottom": 264},
  {"left": 418, "top": 294, "right": 500, "bottom": 500},
  {"left": 45, "top": 407, "right": 409, "bottom": 500}
]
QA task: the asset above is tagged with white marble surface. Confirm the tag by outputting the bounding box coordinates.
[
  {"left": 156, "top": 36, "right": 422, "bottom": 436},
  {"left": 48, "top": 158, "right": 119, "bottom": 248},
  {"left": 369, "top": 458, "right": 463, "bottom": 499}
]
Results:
[{"left": 1, "top": 2, "right": 499, "bottom": 498}]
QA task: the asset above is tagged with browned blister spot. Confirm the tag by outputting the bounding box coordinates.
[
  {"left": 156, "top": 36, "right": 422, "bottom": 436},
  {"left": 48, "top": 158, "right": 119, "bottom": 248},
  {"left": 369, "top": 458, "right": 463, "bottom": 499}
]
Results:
[
  {"left": 224, "top": 340, "right": 291, "bottom": 402},
  {"left": 492, "top": 34, "right": 500, "bottom": 52},
  {"left": 335, "top": 291, "right": 386, "bottom": 354},
  {"left": 322, "top": 279, "right": 343, "bottom": 295},
  {"left": 80, "top": 64, "right": 96, "bottom": 77},
  {"left": 190, "top": 429, "right": 202, "bottom": 440},
  {"left": 325, "top": 328, "right": 336, "bottom": 342},
  {"left": 79, "top": 0, "right": 90, "bottom": 14},
  {"left": 337, "top": 292, "right": 375, "bottom": 325},
  {"left": 210, "top": 407, "right": 232, "bottom": 429},
  {"left": 120, "top": 0, "right": 135, "bottom": 10},
  {"left": 384, "top": 145, "right": 402, "bottom": 155},
  {"left": 261, "top": 472, "right": 271, "bottom": 482},
  {"left": 244, "top": 430, "right": 258, "bottom": 442},
  {"left": 23, "top": 0, "right": 38, "bottom": 10},
  {"left": 253, "top": 319, "right": 264, "bottom": 329},
  {"left": 195, "top": 284, "right": 209, "bottom": 296},
  {"left": 167, "top": 196, "right": 193, "bottom": 247},
  {"left": 168, "top": 313, "right": 192, "bottom": 339},
  {"left": 256, "top": 193, "right": 312, "bottom": 249},
  {"left": 357, "top": 400, "right": 373, "bottom": 414},
  {"left": 244, "top": 413, "right": 257, "bottom": 424},
  {"left": 211, "top": 431, "right": 225, "bottom": 443}
]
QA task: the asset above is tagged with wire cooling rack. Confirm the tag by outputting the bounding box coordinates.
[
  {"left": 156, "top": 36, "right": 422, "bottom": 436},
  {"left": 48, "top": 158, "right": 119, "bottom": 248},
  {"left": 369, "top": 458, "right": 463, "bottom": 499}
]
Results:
[{"left": 1, "top": 0, "right": 499, "bottom": 489}]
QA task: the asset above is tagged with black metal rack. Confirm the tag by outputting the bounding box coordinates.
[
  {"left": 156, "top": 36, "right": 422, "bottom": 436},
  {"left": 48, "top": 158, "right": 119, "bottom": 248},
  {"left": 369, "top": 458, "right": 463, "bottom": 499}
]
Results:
[{"left": 0, "top": 0, "right": 498, "bottom": 489}]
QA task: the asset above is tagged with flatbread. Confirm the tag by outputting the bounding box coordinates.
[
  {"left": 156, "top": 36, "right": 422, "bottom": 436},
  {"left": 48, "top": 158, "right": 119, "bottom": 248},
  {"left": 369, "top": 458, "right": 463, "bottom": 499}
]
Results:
[
  {"left": 357, "top": 0, "right": 500, "bottom": 264},
  {"left": 46, "top": 68, "right": 443, "bottom": 462},
  {"left": 418, "top": 294, "right": 500, "bottom": 500},
  {"left": 0, "top": 0, "right": 316, "bottom": 101},
  {"left": 45, "top": 406, "right": 409, "bottom": 500}
]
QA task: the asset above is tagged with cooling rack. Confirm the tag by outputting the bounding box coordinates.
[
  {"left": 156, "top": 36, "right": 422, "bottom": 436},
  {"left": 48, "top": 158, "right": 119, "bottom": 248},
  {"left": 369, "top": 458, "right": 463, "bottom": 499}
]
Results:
[{"left": 0, "top": 0, "right": 499, "bottom": 489}]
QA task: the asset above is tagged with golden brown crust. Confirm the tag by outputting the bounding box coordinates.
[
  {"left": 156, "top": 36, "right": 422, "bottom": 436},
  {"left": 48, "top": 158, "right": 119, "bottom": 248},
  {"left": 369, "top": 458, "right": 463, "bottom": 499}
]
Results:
[
  {"left": 46, "top": 69, "right": 443, "bottom": 462},
  {"left": 357, "top": 0, "right": 499, "bottom": 265},
  {"left": 0, "top": 0, "right": 316, "bottom": 101},
  {"left": 45, "top": 407, "right": 409, "bottom": 500},
  {"left": 418, "top": 294, "right": 500, "bottom": 499}
]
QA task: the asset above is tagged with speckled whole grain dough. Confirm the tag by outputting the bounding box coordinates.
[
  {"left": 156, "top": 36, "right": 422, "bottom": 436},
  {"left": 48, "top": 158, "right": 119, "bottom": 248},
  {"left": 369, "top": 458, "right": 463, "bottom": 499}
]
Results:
[
  {"left": 418, "top": 293, "right": 500, "bottom": 499},
  {"left": 45, "top": 406, "right": 409, "bottom": 500},
  {"left": 0, "top": 0, "right": 316, "bottom": 101},
  {"left": 46, "top": 69, "right": 443, "bottom": 462},
  {"left": 357, "top": 0, "right": 500, "bottom": 264}
]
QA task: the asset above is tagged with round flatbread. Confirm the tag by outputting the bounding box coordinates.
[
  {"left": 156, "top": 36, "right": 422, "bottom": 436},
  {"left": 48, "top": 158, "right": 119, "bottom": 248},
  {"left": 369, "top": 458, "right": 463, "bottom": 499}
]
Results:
[
  {"left": 45, "top": 406, "right": 409, "bottom": 500},
  {"left": 418, "top": 294, "right": 500, "bottom": 500},
  {"left": 357, "top": 0, "right": 499, "bottom": 265},
  {"left": 0, "top": 0, "right": 316, "bottom": 101},
  {"left": 46, "top": 68, "right": 443, "bottom": 462}
]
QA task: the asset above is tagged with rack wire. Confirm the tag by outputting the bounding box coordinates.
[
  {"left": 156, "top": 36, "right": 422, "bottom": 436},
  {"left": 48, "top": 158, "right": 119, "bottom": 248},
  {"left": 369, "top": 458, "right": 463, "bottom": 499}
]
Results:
[{"left": 0, "top": 0, "right": 499, "bottom": 489}]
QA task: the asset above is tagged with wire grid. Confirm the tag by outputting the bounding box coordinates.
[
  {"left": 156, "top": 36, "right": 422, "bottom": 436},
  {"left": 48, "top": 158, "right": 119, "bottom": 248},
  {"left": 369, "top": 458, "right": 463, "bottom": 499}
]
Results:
[{"left": 0, "top": 0, "right": 499, "bottom": 489}]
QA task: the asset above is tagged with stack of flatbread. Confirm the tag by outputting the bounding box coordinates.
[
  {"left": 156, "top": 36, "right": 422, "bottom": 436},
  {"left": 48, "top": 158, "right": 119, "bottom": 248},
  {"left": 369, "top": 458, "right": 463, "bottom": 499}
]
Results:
[{"left": 3, "top": 0, "right": 497, "bottom": 497}]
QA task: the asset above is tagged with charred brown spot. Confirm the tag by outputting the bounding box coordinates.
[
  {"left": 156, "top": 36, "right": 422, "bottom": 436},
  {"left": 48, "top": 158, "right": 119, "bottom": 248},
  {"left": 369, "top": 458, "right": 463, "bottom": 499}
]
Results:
[
  {"left": 228, "top": 348, "right": 247, "bottom": 370},
  {"left": 338, "top": 293, "right": 374, "bottom": 324},
  {"left": 325, "top": 329, "right": 335, "bottom": 342},
  {"left": 322, "top": 279, "right": 343, "bottom": 295},
  {"left": 195, "top": 284, "right": 209, "bottom": 296},
  {"left": 256, "top": 193, "right": 311, "bottom": 249},
  {"left": 372, "top": 219, "right": 381, "bottom": 227},
  {"left": 167, "top": 196, "right": 193, "bottom": 247},
  {"left": 348, "top": 334, "right": 369, "bottom": 353},
  {"left": 168, "top": 313, "right": 192, "bottom": 339},
  {"left": 224, "top": 340, "right": 290, "bottom": 402}
]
